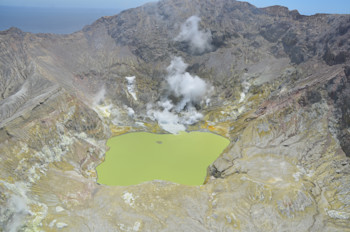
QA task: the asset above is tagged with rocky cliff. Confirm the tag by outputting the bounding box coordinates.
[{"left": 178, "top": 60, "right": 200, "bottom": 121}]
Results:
[{"left": 0, "top": 0, "right": 350, "bottom": 231}]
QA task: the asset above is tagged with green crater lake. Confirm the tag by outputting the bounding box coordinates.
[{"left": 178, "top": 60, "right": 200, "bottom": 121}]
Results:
[{"left": 96, "top": 132, "right": 229, "bottom": 186}]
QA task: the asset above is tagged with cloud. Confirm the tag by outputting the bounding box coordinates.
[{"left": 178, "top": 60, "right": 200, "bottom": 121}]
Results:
[
  {"left": 175, "top": 16, "right": 212, "bottom": 54},
  {"left": 148, "top": 57, "right": 212, "bottom": 134}
]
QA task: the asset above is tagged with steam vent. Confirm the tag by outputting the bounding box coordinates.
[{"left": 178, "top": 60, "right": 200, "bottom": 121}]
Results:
[{"left": 1, "top": 0, "right": 350, "bottom": 231}]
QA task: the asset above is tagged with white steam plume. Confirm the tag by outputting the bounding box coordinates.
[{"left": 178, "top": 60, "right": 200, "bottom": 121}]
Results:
[
  {"left": 4, "top": 195, "right": 29, "bottom": 232},
  {"left": 93, "top": 86, "right": 106, "bottom": 106},
  {"left": 166, "top": 57, "right": 208, "bottom": 111},
  {"left": 148, "top": 100, "right": 186, "bottom": 134},
  {"left": 175, "top": 16, "right": 212, "bottom": 54},
  {"left": 125, "top": 76, "right": 137, "bottom": 101},
  {"left": 148, "top": 57, "right": 212, "bottom": 134}
]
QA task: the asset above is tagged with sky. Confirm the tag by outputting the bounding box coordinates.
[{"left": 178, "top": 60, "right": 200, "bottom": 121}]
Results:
[
  {"left": 0, "top": 0, "right": 153, "bottom": 9},
  {"left": 0, "top": 0, "right": 349, "bottom": 14},
  {"left": 242, "top": 0, "right": 350, "bottom": 15}
]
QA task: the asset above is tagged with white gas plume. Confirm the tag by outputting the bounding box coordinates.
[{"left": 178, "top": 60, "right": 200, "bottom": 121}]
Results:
[
  {"left": 175, "top": 16, "right": 212, "bottom": 54},
  {"left": 125, "top": 76, "right": 137, "bottom": 101},
  {"left": 148, "top": 57, "right": 212, "bottom": 134},
  {"left": 148, "top": 100, "right": 186, "bottom": 134},
  {"left": 166, "top": 57, "right": 208, "bottom": 111},
  {"left": 4, "top": 195, "right": 29, "bottom": 232},
  {"left": 93, "top": 86, "right": 106, "bottom": 106}
]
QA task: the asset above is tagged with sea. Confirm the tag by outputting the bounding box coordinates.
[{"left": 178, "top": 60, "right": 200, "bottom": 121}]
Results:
[{"left": 0, "top": 6, "right": 121, "bottom": 34}]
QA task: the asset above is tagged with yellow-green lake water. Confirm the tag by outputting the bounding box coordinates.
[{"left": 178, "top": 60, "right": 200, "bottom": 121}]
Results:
[{"left": 96, "top": 132, "right": 229, "bottom": 186}]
